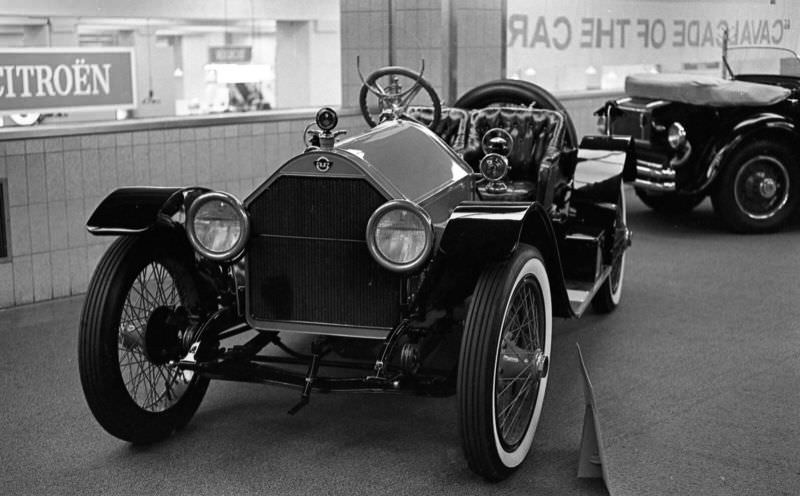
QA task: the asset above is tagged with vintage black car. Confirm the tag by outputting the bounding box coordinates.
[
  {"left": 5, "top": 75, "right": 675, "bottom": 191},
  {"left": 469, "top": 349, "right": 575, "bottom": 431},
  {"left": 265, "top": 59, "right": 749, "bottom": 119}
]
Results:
[
  {"left": 601, "top": 44, "right": 800, "bottom": 233},
  {"left": 78, "top": 65, "right": 634, "bottom": 481}
]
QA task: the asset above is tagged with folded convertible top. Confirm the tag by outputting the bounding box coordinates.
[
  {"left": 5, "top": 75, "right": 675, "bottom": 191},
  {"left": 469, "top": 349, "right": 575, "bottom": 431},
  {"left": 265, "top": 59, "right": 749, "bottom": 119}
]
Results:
[{"left": 625, "top": 73, "right": 791, "bottom": 107}]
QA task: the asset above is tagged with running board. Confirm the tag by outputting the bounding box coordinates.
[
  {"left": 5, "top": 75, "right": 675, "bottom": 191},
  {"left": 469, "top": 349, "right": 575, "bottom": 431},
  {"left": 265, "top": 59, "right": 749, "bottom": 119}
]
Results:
[{"left": 566, "top": 266, "right": 612, "bottom": 317}]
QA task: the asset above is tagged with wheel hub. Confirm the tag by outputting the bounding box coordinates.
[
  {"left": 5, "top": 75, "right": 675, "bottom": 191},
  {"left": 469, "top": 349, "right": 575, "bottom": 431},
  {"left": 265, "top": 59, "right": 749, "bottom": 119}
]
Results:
[
  {"left": 759, "top": 177, "right": 778, "bottom": 199},
  {"left": 500, "top": 347, "right": 548, "bottom": 380},
  {"left": 144, "top": 306, "right": 186, "bottom": 365}
]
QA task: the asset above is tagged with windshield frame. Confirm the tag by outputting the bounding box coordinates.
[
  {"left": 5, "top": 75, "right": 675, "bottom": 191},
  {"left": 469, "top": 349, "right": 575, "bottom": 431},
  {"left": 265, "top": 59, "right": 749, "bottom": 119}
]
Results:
[{"left": 723, "top": 45, "right": 800, "bottom": 78}]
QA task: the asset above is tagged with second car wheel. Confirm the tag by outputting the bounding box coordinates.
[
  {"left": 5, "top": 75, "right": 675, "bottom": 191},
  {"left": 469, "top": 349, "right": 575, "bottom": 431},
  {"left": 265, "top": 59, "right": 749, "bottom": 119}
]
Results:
[
  {"left": 592, "top": 181, "right": 627, "bottom": 313},
  {"left": 458, "top": 245, "right": 552, "bottom": 481},
  {"left": 711, "top": 139, "right": 799, "bottom": 233}
]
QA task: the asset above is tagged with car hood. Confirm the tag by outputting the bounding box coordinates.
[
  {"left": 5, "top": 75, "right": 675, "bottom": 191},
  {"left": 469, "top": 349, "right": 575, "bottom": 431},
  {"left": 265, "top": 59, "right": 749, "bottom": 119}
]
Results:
[{"left": 337, "top": 119, "right": 472, "bottom": 202}]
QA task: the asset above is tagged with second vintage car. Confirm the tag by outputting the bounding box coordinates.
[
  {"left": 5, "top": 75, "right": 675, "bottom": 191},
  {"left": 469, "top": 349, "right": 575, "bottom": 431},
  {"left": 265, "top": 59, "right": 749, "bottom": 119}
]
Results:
[
  {"left": 601, "top": 40, "right": 800, "bottom": 232},
  {"left": 78, "top": 64, "right": 634, "bottom": 481}
]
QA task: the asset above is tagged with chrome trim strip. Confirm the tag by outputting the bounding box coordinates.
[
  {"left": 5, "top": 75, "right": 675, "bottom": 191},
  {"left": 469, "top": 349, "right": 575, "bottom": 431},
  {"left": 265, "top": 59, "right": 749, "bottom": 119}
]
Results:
[
  {"left": 616, "top": 99, "right": 670, "bottom": 112},
  {"left": 87, "top": 226, "right": 148, "bottom": 234},
  {"left": 636, "top": 165, "right": 676, "bottom": 181},
  {"left": 638, "top": 158, "right": 667, "bottom": 169},
  {"left": 634, "top": 178, "right": 676, "bottom": 192},
  {"left": 246, "top": 319, "right": 390, "bottom": 340},
  {"left": 256, "top": 233, "right": 363, "bottom": 243}
]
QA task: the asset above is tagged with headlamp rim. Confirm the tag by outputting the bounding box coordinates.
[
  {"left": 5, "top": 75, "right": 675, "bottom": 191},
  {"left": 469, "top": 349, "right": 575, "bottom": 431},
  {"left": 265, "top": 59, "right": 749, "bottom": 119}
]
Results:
[
  {"left": 667, "top": 122, "right": 687, "bottom": 150},
  {"left": 366, "top": 199, "right": 434, "bottom": 273},
  {"left": 316, "top": 106, "right": 339, "bottom": 131},
  {"left": 186, "top": 191, "right": 250, "bottom": 262}
]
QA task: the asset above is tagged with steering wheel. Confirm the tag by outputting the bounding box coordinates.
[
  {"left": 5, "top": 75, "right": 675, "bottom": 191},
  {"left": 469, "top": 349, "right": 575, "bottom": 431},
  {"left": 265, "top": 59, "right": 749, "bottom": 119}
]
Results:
[{"left": 358, "top": 64, "right": 442, "bottom": 131}]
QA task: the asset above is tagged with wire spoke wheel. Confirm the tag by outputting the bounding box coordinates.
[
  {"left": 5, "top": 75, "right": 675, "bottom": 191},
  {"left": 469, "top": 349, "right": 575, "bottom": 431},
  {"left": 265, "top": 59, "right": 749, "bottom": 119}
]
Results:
[
  {"left": 117, "top": 262, "right": 192, "bottom": 412},
  {"left": 458, "top": 245, "right": 552, "bottom": 481},
  {"left": 79, "top": 235, "right": 209, "bottom": 443},
  {"left": 495, "top": 276, "right": 546, "bottom": 450}
]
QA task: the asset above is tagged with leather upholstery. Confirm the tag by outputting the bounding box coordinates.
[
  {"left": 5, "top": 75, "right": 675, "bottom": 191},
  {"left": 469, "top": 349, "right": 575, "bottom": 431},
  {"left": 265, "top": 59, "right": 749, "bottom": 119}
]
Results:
[
  {"left": 406, "top": 106, "right": 470, "bottom": 152},
  {"left": 406, "top": 105, "right": 566, "bottom": 185},
  {"left": 462, "top": 107, "right": 564, "bottom": 182}
]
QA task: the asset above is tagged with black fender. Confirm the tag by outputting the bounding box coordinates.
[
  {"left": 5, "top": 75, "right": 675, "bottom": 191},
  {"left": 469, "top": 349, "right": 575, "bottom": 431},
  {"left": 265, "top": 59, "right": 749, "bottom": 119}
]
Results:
[
  {"left": 87, "top": 186, "right": 210, "bottom": 235},
  {"left": 426, "top": 201, "right": 572, "bottom": 318},
  {"left": 87, "top": 186, "right": 228, "bottom": 313},
  {"left": 702, "top": 113, "right": 799, "bottom": 190}
]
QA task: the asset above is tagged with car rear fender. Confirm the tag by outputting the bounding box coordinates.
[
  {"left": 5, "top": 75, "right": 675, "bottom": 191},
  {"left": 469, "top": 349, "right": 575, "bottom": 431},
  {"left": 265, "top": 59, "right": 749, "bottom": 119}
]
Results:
[
  {"left": 87, "top": 186, "right": 210, "bottom": 235},
  {"left": 430, "top": 201, "right": 572, "bottom": 318},
  {"left": 704, "top": 113, "right": 798, "bottom": 188}
]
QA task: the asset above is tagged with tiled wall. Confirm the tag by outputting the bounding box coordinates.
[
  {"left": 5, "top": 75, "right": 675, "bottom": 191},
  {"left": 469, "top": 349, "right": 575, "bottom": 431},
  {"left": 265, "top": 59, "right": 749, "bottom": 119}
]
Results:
[{"left": 0, "top": 111, "right": 366, "bottom": 309}]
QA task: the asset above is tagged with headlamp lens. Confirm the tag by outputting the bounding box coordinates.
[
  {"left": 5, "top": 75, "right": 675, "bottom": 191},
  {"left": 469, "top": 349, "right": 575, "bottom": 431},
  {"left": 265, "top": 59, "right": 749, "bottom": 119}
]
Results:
[
  {"left": 668, "top": 122, "right": 687, "bottom": 149},
  {"left": 188, "top": 192, "right": 249, "bottom": 261},
  {"left": 374, "top": 208, "right": 428, "bottom": 264}
]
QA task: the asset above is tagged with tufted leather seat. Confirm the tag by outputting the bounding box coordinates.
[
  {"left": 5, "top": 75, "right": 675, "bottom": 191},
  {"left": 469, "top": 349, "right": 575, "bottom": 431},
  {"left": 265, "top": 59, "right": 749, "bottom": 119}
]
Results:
[
  {"left": 461, "top": 107, "right": 564, "bottom": 182},
  {"left": 406, "top": 106, "right": 470, "bottom": 152}
]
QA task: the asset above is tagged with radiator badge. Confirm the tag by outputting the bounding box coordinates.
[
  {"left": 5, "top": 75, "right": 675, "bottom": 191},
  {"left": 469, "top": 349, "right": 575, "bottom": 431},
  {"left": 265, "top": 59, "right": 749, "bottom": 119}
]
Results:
[{"left": 314, "top": 157, "right": 332, "bottom": 172}]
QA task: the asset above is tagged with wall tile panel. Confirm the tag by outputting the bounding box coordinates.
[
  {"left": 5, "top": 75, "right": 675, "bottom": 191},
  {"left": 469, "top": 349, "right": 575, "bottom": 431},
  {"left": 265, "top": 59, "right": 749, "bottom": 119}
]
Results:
[
  {"left": 65, "top": 150, "right": 85, "bottom": 199},
  {"left": 51, "top": 249, "right": 70, "bottom": 298},
  {"left": 82, "top": 149, "right": 102, "bottom": 198},
  {"left": 179, "top": 142, "right": 197, "bottom": 185},
  {"left": 66, "top": 199, "right": 85, "bottom": 249},
  {"left": 69, "top": 246, "right": 88, "bottom": 295},
  {"left": 133, "top": 145, "right": 150, "bottom": 185},
  {"left": 0, "top": 262, "right": 14, "bottom": 307},
  {"left": 9, "top": 205, "right": 31, "bottom": 257},
  {"left": 148, "top": 143, "right": 166, "bottom": 186},
  {"left": 116, "top": 146, "right": 135, "bottom": 187},
  {"left": 6, "top": 140, "right": 25, "bottom": 156},
  {"left": 26, "top": 153, "right": 46, "bottom": 204},
  {"left": 44, "top": 152, "right": 67, "bottom": 200},
  {"left": 44, "top": 138, "right": 63, "bottom": 153},
  {"left": 48, "top": 200, "right": 68, "bottom": 251},
  {"left": 164, "top": 145, "right": 182, "bottom": 185},
  {"left": 32, "top": 252, "right": 52, "bottom": 302},
  {"left": 13, "top": 255, "right": 33, "bottom": 304},
  {"left": 7, "top": 155, "right": 27, "bottom": 207}
]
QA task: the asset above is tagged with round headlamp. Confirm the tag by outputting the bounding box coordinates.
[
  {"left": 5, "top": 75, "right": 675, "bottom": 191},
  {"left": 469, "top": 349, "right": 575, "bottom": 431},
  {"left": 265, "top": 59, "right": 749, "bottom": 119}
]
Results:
[
  {"left": 480, "top": 153, "right": 509, "bottom": 182},
  {"left": 481, "top": 128, "right": 513, "bottom": 156},
  {"left": 667, "top": 122, "right": 687, "bottom": 150},
  {"left": 366, "top": 200, "right": 434, "bottom": 273},
  {"left": 316, "top": 107, "right": 338, "bottom": 131},
  {"left": 186, "top": 192, "right": 249, "bottom": 262}
]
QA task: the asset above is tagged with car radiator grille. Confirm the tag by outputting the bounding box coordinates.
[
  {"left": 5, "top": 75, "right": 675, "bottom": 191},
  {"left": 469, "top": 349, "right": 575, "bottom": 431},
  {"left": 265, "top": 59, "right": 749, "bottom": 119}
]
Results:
[
  {"left": 246, "top": 175, "right": 401, "bottom": 329},
  {"left": 612, "top": 112, "right": 647, "bottom": 140}
]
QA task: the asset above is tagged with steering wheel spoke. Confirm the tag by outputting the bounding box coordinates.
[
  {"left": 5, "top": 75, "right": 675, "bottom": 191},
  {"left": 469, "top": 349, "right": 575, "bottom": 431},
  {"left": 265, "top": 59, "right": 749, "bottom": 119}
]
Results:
[
  {"left": 397, "top": 85, "right": 424, "bottom": 112},
  {"left": 358, "top": 65, "right": 442, "bottom": 131}
]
